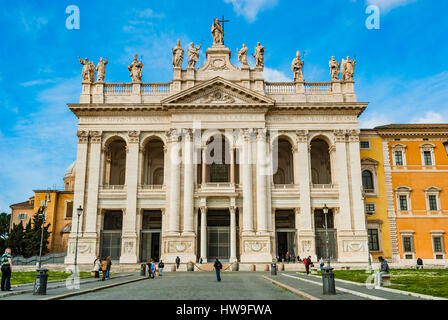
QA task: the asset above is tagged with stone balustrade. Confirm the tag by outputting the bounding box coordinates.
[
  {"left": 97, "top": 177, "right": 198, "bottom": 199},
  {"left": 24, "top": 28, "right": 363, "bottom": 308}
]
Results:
[{"left": 304, "top": 82, "right": 332, "bottom": 93}]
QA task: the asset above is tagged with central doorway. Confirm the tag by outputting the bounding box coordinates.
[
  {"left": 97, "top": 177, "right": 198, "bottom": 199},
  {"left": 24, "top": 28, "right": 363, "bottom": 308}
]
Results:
[
  {"left": 100, "top": 210, "right": 123, "bottom": 262},
  {"left": 207, "top": 210, "right": 230, "bottom": 261},
  {"left": 275, "top": 210, "right": 297, "bottom": 261},
  {"left": 140, "top": 210, "right": 162, "bottom": 262}
]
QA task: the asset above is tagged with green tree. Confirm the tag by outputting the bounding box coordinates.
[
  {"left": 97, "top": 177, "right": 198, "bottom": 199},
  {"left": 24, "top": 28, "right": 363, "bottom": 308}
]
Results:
[
  {"left": 6, "top": 221, "right": 25, "bottom": 256},
  {"left": 0, "top": 212, "right": 10, "bottom": 253},
  {"left": 23, "top": 209, "right": 51, "bottom": 258}
]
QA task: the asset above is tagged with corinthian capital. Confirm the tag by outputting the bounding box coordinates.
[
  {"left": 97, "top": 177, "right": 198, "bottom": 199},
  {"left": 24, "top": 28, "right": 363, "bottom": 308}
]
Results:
[
  {"left": 77, "top": 130, "right": 89, "bottom": 144},
  {"left": 89, "top": 131, "right": 102, "bottom": 144},
  {"left": 128, "top": 130, "right": 140, "bottom": 144},
  {"left": 167, "top": 128, "right": 181, "bottom": 142},
  {"left": 347, "top": 129, "right": 360, "bottom": 142},
  {"left": 296, "top": 130, "right": 309, "bottom": 143},
  {"left": 333, "top": 129, "right": 346, "bottom": 143},
  {"left": 257, "top": 128, "right": 267, "bottom": 141}
]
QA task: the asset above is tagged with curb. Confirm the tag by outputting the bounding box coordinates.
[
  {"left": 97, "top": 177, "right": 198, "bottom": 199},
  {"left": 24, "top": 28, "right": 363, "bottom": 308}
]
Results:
[
  {"left": 261, "top": 275, "right": 319, "bottom": 300},
  {"left": 41, "top": 276, "right": 147, "bottom": 300},
  {"left": 282, "top": 273, "right": 386, "bottom": 300},
  {"left": 298, "top": 272, "right": 447, "bottom": 300},
  {"left": 0, "top": 274, "right": 132, "bottom": 299}
]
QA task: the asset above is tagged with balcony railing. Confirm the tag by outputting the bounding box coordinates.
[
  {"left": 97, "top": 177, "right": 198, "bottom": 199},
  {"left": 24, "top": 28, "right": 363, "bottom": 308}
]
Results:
[
  {"left": 304, "top": 82, "right": 332, "bottom": 93},
  {"left": 104, "top": 83, "right": 133, "bottom": 95},
  {"left": 141, "top": 83, "right": 171, "bottom": 95},
  {"left": 265, "top": 82, "right": 295, "bottom": 94},
  {"left": 100, "top": 185, "right": 126, "bottom": 190},
  {"left": 273, "top": 184, "right": 298, "bottom": 190},
  {"left": 139, "top": 184, "right": 166, "bottom": 190},
  {"left": 311, "top": 184, "right": 338, "bottom": 189}
]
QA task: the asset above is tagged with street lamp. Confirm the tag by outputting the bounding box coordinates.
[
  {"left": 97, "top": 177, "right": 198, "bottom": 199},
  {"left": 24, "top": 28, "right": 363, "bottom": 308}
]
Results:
[
  {"left": 34, "top": 191, "right": 50, "bottom": 295},
  {"left": 73, "top": 205, "right": 83, "bottom": 276},
  {"left": 321, "top": 204, "right": 336, "bottom": 295}
]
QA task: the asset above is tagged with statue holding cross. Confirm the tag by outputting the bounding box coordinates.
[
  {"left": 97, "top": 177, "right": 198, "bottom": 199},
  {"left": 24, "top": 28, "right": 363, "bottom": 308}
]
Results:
[{"left": 211, "top": 16, "right": 229, "bottom": 46}]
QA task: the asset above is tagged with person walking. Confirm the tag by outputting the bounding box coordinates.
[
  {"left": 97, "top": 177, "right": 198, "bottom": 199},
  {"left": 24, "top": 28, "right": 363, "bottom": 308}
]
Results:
[
  {"left": 375, "top": 256, "right": 389, "bottom": 287},
  {"left": 175, "top": 256, "right": 180, "bottom": 270},
  {"left": 100, "top": 257, "right": 108, "bottom": 281},
  {"left": 1, "top": 248, "right": 13, "bottom": 291},
  {"left": 285, "top": 252, "right": 290, "bottom": 263},
  {"left": 93, "top": 256, "right": 101, "bottom": 279},
  {"left": 106, "top": 256, "right": 112, "bottom": 279},
  {"left": 319, "top": 257, "right": 324, "bottom": 271},
  {"left": 158, "top": 260, "right": 165, "bottom": 276},
  {"left": 148, "top": 259, "right": 155, "bottom": 279},
  {"left": 305, "top": 256, "right": 312, "bottom": 275},
  {"left": 214, "top": 257, "right": 223, "bottom": 282}
]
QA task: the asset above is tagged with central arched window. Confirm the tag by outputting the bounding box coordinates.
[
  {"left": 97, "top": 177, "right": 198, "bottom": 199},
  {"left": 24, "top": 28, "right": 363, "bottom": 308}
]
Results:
[
  {"left": 104, "top": 138, "right": 127, "bottom": 186},
  {"left": 310, "top": 138, "right": 332, "bottom": 185},
  {"left": 273, "top": 137, "right": 294, "bottom": 184},
  {"left": 142, "top": 138, "right": 165, "bottom": 186}
]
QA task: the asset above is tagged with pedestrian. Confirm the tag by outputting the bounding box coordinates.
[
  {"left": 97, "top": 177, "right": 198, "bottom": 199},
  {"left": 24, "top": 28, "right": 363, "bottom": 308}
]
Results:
[
  {"left": 176, "top": 256, "right": 180, "bottom": 270},
  {"left": 375, "top": 256, "right": 389, "bottom": 287},
  {"left": 101, "top": 257, "right": 108, "bottom": 281},
  {"left": 416, "top": 258, "right": 423, "bottom": 269},
  {"left": 158, "top": 260, "right": 165, "bottom": 276},
  {"left": 214, "top": 257, "right": 223, "bottom": 282},
  {"left": 93, "top": 256, "right": 101, "bottom": 278},
  {"left": 1, "top": 248, "right": 13, "bottom": 291},
  {"left": 285, "top": 252, "right": 290, "bottom": 263},
  {"left": 297, "top": 255, "right": 301, "bottom": 263},
  {"left": 291, "top": 253, "right": 296, "bottom": 264},
  {"left": 148, "top": 259, "right": 155, "bottom": 279},
  {"left": 200, "top": 257, "right": 203, "bottom": 264},
  {"left": 305, "top": 256, "right": 312, "bottom": 275},
  {"left": 106, "top": 256, "right": 112, "bottom": 279},
  {"left": 319, "top": 257, "right": 324, "bottom": 271}
]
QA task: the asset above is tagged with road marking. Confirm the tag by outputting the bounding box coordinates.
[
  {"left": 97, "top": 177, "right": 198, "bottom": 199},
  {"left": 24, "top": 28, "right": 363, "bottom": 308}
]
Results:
[
  {"left": 281, "top": 274, "right": 387, "bottom": 300},
  {"left": 261, "top": 275, "right": 320, "bottom": 300},
  {"left": 41, "top": 276, "right": 147, "bottom": 300}
]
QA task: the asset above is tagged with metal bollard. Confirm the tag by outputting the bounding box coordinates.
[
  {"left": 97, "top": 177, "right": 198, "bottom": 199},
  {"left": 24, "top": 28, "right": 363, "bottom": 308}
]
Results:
[
  {"left": 271, "top": 263, "right": 277, "bottom": 276},
  {"left": 33, "top": 268, "right": 48, "bottom": 295},
  {"left": 140, "top": 264, "right": 146, "bottom": 276}
]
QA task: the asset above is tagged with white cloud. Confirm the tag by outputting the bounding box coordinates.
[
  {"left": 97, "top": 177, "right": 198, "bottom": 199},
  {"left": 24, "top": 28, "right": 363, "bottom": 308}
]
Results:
[
  {"left": 411, "top": 111, "right": 446, "bottom": 124},
  {"left": 20, "top": 78, "right": 56, "bottom": 87},
  {"left": 263, "top": 67, "right": 291, "bottom": 82},
  {"left": 366, "top": 0, "right": 417, "bottom": 12},
  {"left": 138, "top": 8, "right": 164, "bottom": 19},
  {"left": 359, "top": 112, "right": 392, "bottom": 128},
  {"left": 223, "top": 0, "right": 278, "bottom": 22}
]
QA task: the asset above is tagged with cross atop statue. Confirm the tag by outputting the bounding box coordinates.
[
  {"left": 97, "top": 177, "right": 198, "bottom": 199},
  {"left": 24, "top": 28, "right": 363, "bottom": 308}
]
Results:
[{"left": 211, "top": 15, "right": 229, "bottom": 46}]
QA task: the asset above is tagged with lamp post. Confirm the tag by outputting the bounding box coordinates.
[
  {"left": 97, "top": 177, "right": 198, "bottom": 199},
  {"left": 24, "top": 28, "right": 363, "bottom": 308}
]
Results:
[
  {"left": 74, "top": 205, "right": 83, "bottom": 276},
  {"left": 321, "top": 204, "right": 336, "bottom": 295},
  {"left": 34, "top": 191, "right": 50, "bottom": 295}
]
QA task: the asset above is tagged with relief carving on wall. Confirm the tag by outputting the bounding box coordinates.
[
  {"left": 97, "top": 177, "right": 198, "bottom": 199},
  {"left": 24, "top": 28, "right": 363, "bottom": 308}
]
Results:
[
  {"left": 124, "top": 241, "right": 135, "bottom": 254},
  {"left": 343, "top": 241, "right": 366, "bottom": 252},
  {"left": 202, "top": 91, "right": 236, "bottom": 104},
  {"left": 167, "top": 241, "right": 192, "bottom": 253},
  {"left": 244, "top": 241, "right": 268, "bottom": 253},
  {"left": 302, "top": 240, "right": 312, "bottom": 252}
]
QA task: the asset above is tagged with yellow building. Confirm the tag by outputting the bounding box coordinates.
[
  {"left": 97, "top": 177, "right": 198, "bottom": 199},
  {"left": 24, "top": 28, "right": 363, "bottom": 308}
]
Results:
[
  {"left": 360, "top": 130, "right": 394, "bottom": 260},
  {"left": 377, "top": 124, "right": 448, "bottom": 263}
]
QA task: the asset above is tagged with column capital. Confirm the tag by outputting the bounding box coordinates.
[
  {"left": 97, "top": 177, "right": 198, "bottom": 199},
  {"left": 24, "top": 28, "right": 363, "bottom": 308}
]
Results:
[
  {"left": 77, "top": 130, "right": 89, "bottom": 144},
  {"left": 294, "top": 208, "right": 300, "bottom": 215},
  {"left": 167, "top": 128, "right": 181, "bottom": 142},
  {"left": 242, "top": 128, "right": 255, "bottom": 141},
  {"left": 347, "top": 129, "right": 360, "bottom": 142},
  {"left": 183, "top": 128, "right": 193, "bottom": 141},
  {"left": 200, "top": 206, "right": 207, "bottom": 215},
  {"left": 89, "top": 131, "right": 102, "bottom": 144},
  {"left": 128, "top": 130, "right": 140, "bottom": 144},
  {"left": 295, "top": 130, "right": 309, "bottom": 143},
  {"left": 333, "top": 129, "right": 347, "bottom": 143},
  {"left": 229, "top": 206, "right": 236, "bottom": 215},
  {"left": 256, "top": 128, "right": 267, "bottom": 141}
]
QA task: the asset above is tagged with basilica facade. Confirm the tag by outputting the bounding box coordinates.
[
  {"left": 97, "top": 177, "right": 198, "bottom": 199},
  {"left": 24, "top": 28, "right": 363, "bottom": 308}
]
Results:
[{"left": 64, "top": 27, "right": 369, "bottom": 265}]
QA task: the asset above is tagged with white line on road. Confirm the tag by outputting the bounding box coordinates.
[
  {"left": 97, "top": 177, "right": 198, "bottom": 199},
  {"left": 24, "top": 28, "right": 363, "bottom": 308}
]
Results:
[{"left": 281, "top": 273, "right": 387, "bottom": 300}]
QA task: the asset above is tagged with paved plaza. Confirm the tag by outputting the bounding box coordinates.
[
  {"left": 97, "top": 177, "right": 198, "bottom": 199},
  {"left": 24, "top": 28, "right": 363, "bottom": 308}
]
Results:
[{"left": 0, "top": 271, "right": 433, "bottom": 300}]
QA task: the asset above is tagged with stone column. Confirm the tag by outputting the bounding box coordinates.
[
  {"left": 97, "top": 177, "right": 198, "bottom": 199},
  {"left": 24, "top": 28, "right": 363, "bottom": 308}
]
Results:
[
  {"left": 84, "top": 131, "right": 102, "bottom": 235},
  {"left": 200, "top": 206, "right": 207, "bottom": 262},
  {"left": 202, "top": 146, "right": 207, "bottom": 185},
  {"left": 256, "top": 129, "right": 268, "bottom": 233},
  {"left": 296, "top": 130, "right": 316, "bottom": 259},
  {"left": 230, "top": 147, "right": 235, "bottom": 184},
  {"left": 120, "top": 131, "right": 140, "bottom": 263},
  {"left": 229, "top": 206, "right": 237, "bottom": 262},
  {"left": 168, "top": 129, "right": 181, "bottom": 234},
  {"left": 242, "top": 129, "right": 254, "bottom": 234},
  {"left": 65, "top": 131, "right": 90, "bottom": 265},
  {"left": 334, "top": 129, "right": 352, "bottom": 231},
  {"left": 183, "top": 129, "right": 195, "bottom": 235}
]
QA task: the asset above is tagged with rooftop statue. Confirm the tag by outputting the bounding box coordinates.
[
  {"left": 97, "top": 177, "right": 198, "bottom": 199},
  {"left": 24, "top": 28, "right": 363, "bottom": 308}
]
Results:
[
  {"left": 172, "top": 40, "right": 184, "bottom": 68},
  {"left": 128, "top": 54, "right": 143, "bottom": 83},
  {"left": 253, "top": 42, "right": 265, "bottom": 69},
  {"left": 211, "top": 18, "right": 224, "bottom": 46},
  {"left": 329, "top": 56, "right": 341, "bottom": 81},
  {"left": 78, "top": 56, "right": 96, "bottom": 83},
  {"left": 96, "top": 57, "right": 109, "bottom": 83},
  {"left": 291, "top": 50, "right": 305, "bottom": 82},
  {"left": 187, "top": 42, "right": 202, "bottom": 69},
  {"left": 237, "top": 44, "right": 249, "bottom": 68},
  {"left": 341, "top": 56, "right": 356, "bottom": 81}
]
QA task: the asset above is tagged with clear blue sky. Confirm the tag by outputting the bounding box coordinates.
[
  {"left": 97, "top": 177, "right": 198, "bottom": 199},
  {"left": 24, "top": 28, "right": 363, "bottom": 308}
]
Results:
[{"left": 0, "top": 0, "right": 447, "bottom": 212}]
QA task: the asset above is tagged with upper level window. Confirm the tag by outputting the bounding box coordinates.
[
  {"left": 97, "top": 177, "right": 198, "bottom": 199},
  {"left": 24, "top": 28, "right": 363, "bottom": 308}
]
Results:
[
  {"left": 429, "top": 195, "right": 438, "bottom": 211},
  {"left": 365, "top": 203, "right": 376, "bottom": 214},
  {"left": 362, "top": 170, "right": 374, "bottom": 191},
  {"left": 395, "top": 151, "right": 403, "bottom": 166},
  {"left": 368, "top": 229, "right": 380, "bottom": 251},
  {"left": 403, "top": 235, "right": 413, "bottom": 252},
  {"left": 424, "top": 186, "right": 442, "bottom": 213},
  {"left": 433, "top": 237, "right": 443, "bottom": 253},
  {"left": 18, "top": 213, "right": 27, "bottom": 220},
  {"left": 65, "top": 201, "right": 73, "bottom": 219},
  {"left": 420, "top": 143, "right": 436, "bottom": 167},
  {"left": 424, "top": 151, "right": 432, "bottom": 166},
  {"left": 399, "top": 195, "right": 408, "bottom": 211},
  {"left": 360, "top": 141, "right": 370, "bottom": 149}
]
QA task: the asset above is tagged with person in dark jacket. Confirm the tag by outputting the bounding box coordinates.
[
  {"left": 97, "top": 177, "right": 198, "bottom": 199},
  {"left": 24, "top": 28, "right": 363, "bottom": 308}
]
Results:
[
  {"left": 175, "top": 256, "right": 180, "bottom": 269},
  {"left": 375, "top": 256, "right": 389, "bottom": 286},
  {"left": 416, "top": 258, "right": 424, "bottom": 269},
  {"left": 106, "top": 256, "right": 112, "bottom": 279},
  {"left": 214, "top": 257, "right": 223, "bottom": 282},
  {"left": 305, "top": 256, "right": 312, "bottom": 275},
  {"left": 158, "top": 260, "right": 165, "bottom": 276}
]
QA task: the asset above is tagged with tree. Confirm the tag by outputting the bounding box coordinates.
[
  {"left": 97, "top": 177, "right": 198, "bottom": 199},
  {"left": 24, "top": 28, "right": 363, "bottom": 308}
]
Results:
[
  {"left": 6, "top": 221, "right": 25, "bottom": 256},
  {"left": 0, "top": 212, "right": 10, "bottom": 253},
  {"left": 23, "top": 208, "right": 51, "bottom": 258}
]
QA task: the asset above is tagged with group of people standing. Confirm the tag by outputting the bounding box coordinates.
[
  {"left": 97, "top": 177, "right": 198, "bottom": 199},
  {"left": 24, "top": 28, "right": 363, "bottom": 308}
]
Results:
[
  {"left": 146, "top": 259, "right": 165, "bottom": 279},
  {"left": 93, "top": 256, "right": 112, "bottom": 281},
  {"left": 277, "top": 252, "right": 302, "bottom": 264}
]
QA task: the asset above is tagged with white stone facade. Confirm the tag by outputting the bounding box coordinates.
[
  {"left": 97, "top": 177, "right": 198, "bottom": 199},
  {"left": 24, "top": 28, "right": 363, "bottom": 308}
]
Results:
[{"left": 65, "top": 40, "right": 369, "bottom": 265}]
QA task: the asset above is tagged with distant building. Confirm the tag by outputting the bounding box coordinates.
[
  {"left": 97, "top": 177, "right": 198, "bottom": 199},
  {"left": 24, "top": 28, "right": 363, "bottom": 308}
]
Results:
[{"left": 9, "top": 198, "right": 34, "bottom": 231}]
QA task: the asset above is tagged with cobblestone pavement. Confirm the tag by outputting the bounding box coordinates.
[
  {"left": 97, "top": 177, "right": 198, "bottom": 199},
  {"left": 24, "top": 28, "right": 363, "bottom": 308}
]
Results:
[{"left": 64, "top": 272, "right": 302, "bottom": 300}]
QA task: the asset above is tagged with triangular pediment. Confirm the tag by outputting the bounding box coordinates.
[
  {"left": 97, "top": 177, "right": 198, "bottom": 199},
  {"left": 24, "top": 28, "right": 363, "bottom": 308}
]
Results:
[
  {"left": 361, "top": 157, "right": 379, "bottom": 166},
  {"left": 161, "top": 77, "right": 274, "bottom": 107}
]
